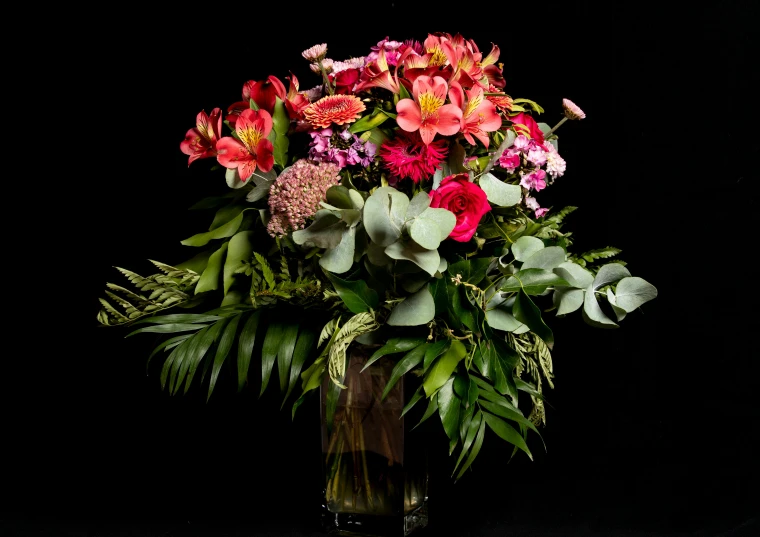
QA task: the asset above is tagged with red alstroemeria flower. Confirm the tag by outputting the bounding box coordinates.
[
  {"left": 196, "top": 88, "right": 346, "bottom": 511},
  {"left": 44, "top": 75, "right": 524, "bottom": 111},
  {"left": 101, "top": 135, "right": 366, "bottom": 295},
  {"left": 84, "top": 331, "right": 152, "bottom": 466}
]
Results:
[
  {"left": 479, "top": 42, "right": 506, "bottom": 89},
  {"left": 216, "top": 108, "right": 274, "bottom": 181},
  {"left": 284, "top": 72, "right": 311, "bottom": 120},
  {"left": 449, "top": 83, "right": 501, "bottom": 149},
  {"left": 226, "top": 76, "right": 286, "bottom": 127},
  {"left": 179, "top": 108, "right": 223, "bottom": 166},
  {"left": 396, "top": 75, "right": 462, "bottom": 145},
  {"left": 354, "top": 48, "right": 405, "bottom": 94}
]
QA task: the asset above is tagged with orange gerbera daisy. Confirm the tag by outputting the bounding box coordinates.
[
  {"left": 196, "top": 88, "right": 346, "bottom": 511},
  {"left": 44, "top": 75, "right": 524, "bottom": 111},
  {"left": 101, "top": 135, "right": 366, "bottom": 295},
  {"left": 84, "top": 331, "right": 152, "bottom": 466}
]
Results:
[{"left": 303, "top": 94, "right": 366, "bottom": 129}]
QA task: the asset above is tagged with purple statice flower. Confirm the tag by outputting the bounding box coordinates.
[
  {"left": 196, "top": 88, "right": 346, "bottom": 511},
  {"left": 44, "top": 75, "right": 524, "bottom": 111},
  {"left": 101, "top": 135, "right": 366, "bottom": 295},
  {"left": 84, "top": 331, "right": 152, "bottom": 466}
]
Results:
[{"left": 266, "top": 159, "right": 342, "bottom": 238}]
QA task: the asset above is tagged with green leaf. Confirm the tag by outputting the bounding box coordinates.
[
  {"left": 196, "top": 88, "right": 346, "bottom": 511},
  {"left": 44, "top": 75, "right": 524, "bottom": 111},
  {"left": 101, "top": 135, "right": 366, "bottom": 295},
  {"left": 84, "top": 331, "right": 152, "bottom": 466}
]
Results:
[
  {"left": 180, "top": 209, "right": 254, "bottom": 247},
  {"left": 195, "top": 242, "right": 228, "bottom": 294},
  {"left": 437, "top": 377, "right": 461, "bottom": 441},
  {"left": 612, "top": 277, "right": 658, "bottom": 312},
  {"left": 125, "top": 323, "right": 206, "bottom": 338},
  {"left": 260, "top": 321, "right": 285, "bottom": 396},
  {"left": 292, "top": 210, "right": 346, "bottom": 249},
  {"left": 478, "top": 399, "right": 541, "bottom": 439},
  {"left": 277, "top": 322, "right": 300, "bottom": 394},
  {"left": 147, "top": 334, "right": 192, "bottom": 373},
  {"left": 447, "top": 257, "right": 491, "bottom": 286},
  {"left": 478, "top": 173, "right": 522, "bottom": 207},
  {"left": 521, "top": 246, "right": 567, "bottom": 271},
  {"left": 160, "top": 341, "right": 184, "bottom": 391},
  {"left": 236, "top": 310, "right": 261, "bottom": 392},
  {"left": 348, "top": 107, "right": 393, "bottom": 134},
  {"left": 500, "top": 268, "right": 569, "bottom": 295},
  {"left": 206, "top": 314, "right": 242, "bottom": 401},
  {"left": 184, "top": 318, "right": 229, "bottom": 394},
  {"left": 482, "top": 411, "right": 533, "bottom": 460},
  {"left": 454, "top": 413, "right": 486, "bottom": 481},
  {"left": 223, "top": 231, "right": 255, "bottom": 295},
  {"left": 172, "top": 325, "right": 213, "bottom": 395},
  {"left": 413, "top": 393, "right": 439, "bottom": 430},
  {"left": 480, "top": 338, "right": 519, "bottom": 398},
  {"left": 423, "top": 340, "right": 467, "bottom": 397},
  {"left": 408, "top": 207, "right": 456, "bottom": 250},
  {"left": 277, "top": 321, "right": 298, "bottom": 394},
  {"left": 401, "top": 386, "right": 425, "bottom": 418},
  {"left": 387, "top": 284, "right": 435, "bottom": 326},
  {"left": 384, "top": 240, "right": 440, "bottom": 277},
  {"left": 283, "top": 326, "right": 319, "bottom": 407},
  {"left": 319, "top": 225, "right": 356, "bottom": 274},
  {"left": 453, "top": 410, "right": 482, "bottom": 475},
  {"left": 454, "top": 374, "right": 479, "bottom": 409},
  {"left": 511, "top": 236, "right": 544, "bottom": 261},
  {"left": 132, "top": 313, "right": 224, "bottom": 326},
  {"left": 363, "top": 186, "right": 409, "bottom": 246},
  {"left": 423, "top": 339, "right": 450, "bottom": 372},
  {"left": 553, "top": 261, "right": 594, "bottom": 289},
  {"left": 381, "top": 343, "right": 427, "bottom": 400},
  {"left": 362, "top": 337, "right": 425, "bottom": 372},
  {"left": 514, "top": 289, "right": 554, "bottom": 348}
]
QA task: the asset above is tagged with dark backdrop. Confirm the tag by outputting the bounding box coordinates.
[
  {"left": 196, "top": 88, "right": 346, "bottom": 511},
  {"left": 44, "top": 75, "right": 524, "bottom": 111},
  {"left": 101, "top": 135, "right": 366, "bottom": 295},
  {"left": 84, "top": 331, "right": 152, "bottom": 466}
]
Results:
[{"left": 6, "top": 2, "right": 758, "bottom": 536}]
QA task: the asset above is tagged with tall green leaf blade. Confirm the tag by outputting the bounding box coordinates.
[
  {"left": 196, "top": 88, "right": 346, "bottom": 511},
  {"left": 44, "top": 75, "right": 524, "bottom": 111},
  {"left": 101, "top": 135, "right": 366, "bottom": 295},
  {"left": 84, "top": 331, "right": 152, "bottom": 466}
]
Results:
[
  {"left": 361, "top": 337, "right": 425, "bottom": 372},
  {"left": 169, "top": 329, "right": 203, "bottom": 395},
  {"left": 283, "top": 325, "right": 318, "bottom": 407},
  {"left": 437, "top": 377, "right": 461, "bottom": 442},
  {"left": 184, "top": 318, "right": 229, "bottom": 394},
  {"left": 195, "top": 242, "right": 228, "bottom": 294},
  {"left": 454, "top": 410, "right": 482, "bottom": 474},
  {"left": 260, "top": 321, "right": 285, "bottom": 397},
  {"left": 412, "top": 393, "right": 439, "bottom": 431},
  {"left": 478, "top": 399, "right": 541, "bottom": 439},
  {"left": 454, "top": 414, "right": 486, "bottom": 481},
  {"left": 277, "top": 322, "right": 300, "bottom": 394},
  {"left": 205, "top": 314, "right": 241, "bottom": 401},
  {"left": 132, "top": 313, "right": 224, "bottom": 326},
  {"left": 423, "top": 339, "right": 450, "bottom": 372},
  {"left": 401, "top": 386, "right": 424, "bottom": 418},
  {"left": 223, "top": 231, "right": 255, "bottom": 296},
  {"left": 381, "top": 343, "right": 427, "bottom": 400},
  {"left": 146, "top": 334, "right": 192, "bottom": 373},
  {"left": 237, "top": 310, "right": 262, "bottom": 392},
  {"left": 423, "top": 340, "right": 467, "bottom": 397},
  {"left": 173, "top": 325, "right": 217, "bottom": 395},
  {"left": 180, "top": 208, "right": 253, "bottom": 247},
  {"left": 482, "top": 411, "right": 533, "bottom": 460},
  {"left": 126, "top": 323, "right": 206, "bottom": 338},
  {"left": 160, "top": 342, "right": 183, "bottom": 391}
]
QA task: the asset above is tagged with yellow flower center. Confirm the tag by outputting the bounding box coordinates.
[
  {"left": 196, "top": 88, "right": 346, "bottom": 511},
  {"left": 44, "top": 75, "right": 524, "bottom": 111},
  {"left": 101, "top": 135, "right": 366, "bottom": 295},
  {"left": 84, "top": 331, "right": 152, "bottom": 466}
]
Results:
[{"left": 419, "top": 92, "right": 444, "bottom": 121}]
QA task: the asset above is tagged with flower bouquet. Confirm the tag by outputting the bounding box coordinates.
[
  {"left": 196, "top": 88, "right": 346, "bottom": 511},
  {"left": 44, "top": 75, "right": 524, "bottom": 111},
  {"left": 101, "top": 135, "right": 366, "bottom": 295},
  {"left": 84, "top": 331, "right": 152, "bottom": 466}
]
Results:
[{"left": 96, "top": 31, "right": 657, "bottom": 535}]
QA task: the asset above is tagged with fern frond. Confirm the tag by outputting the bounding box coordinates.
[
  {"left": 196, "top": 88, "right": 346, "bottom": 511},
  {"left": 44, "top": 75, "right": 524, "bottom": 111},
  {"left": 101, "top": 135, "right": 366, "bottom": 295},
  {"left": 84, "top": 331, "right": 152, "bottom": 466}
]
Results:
[
  {"left": 253, "top": 252, "right": 275, "bottom": 289},
  {"left": 327, "top": 311, "right": 379, "bottom": 388},
  {"left": 97, "top": 263, "right": 201, "bottom": 327},
  {"left": 544, "top": 205, "right": 577, "bottom": 226},
  {"left": 579, "top": 247, "right": 622, "bottom": 263}
]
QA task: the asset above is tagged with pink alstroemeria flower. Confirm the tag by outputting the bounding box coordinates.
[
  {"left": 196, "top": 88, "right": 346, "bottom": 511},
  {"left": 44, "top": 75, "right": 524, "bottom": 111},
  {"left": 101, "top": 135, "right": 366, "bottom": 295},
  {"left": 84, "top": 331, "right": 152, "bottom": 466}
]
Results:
[
  {"left": 179, "top": 108, "right": 223, "bottom": 166},
  {"left": 216, "top": 108, "right": 274, "bottom": 180},
  {"left": 396, "top": 75, "right": 462, "bottom": 145},
  {"left": 448, "top": 83, "right": 501, "bottom": 149}
]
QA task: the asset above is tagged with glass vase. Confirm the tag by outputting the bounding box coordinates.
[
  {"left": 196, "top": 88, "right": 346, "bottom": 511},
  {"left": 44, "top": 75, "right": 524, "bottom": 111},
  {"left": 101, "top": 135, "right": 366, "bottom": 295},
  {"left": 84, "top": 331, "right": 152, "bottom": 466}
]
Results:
[{"left": 319, "top": 344, "right": 429, "bottom": 537}]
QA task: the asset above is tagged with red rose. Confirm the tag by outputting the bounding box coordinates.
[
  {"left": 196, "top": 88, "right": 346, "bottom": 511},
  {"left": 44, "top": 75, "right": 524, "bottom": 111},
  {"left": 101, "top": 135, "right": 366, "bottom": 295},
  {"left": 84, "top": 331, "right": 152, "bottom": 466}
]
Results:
[
  {"left": 509, "top": 112, "right": 545, "bottom": 144},
  {"left": 429, "top": 173, "right": 491, "bottom": 242}
]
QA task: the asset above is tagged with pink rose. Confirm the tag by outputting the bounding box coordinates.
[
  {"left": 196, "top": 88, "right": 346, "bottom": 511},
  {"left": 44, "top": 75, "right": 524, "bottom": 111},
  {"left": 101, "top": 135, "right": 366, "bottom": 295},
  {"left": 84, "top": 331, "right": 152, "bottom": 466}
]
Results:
[{"left": 429, "top": 173, "right": 491, "bottom": 242}]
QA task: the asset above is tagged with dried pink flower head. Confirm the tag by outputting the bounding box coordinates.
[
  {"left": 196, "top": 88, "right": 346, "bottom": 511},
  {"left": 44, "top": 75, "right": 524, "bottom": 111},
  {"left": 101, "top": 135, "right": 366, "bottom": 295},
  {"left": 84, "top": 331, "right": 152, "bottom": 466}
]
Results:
[
  {"left": 562, "top": 98, "right": 586, "bottom": 120},
  {"left": 266, "top": 159, "right": 342, "bottom": 237},
  {"left": 302, "top": 44, "right": 327, "bottom": 62}
]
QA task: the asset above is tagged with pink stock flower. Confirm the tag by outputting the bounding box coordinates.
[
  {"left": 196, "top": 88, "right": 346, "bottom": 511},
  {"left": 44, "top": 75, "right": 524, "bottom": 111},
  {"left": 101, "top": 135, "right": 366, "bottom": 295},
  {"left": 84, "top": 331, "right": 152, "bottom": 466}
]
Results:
[{"left": 562, "top": 98, "right": 586, "bottom": 120}]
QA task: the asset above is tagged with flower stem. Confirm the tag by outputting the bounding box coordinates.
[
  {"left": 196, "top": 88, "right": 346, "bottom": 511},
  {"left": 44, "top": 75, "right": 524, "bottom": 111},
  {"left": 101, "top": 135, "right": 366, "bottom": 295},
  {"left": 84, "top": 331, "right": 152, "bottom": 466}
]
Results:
[{"left": 543, "top": 117, "right": 568, "bottom": 138}]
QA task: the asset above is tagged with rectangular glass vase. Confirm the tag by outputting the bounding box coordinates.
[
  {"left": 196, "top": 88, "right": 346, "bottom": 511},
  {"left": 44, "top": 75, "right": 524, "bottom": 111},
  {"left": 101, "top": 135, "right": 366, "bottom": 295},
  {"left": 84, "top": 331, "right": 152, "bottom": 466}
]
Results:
[{"left": 319, "top": 345, "right": 429, "bottom": 537}]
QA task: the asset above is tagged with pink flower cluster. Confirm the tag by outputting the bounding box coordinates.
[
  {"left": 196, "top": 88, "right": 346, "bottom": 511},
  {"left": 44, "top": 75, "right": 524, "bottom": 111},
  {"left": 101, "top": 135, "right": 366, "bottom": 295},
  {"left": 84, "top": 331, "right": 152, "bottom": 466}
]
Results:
[
  {"left": 497, "top": 134, "right": 567, "bottom": 218},
  {"left": 308, "top": 128, "right": 377, "bottom": 168},
  {"left": 267, "top": 159, "right": 342, "bottom": 237}
]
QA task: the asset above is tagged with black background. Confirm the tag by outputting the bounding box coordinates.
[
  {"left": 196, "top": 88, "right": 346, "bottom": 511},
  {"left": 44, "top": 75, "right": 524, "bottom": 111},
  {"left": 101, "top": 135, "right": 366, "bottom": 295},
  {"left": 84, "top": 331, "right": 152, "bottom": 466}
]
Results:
[{"left": 6, "top": 2, "right": 758, "bottom": 536}]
